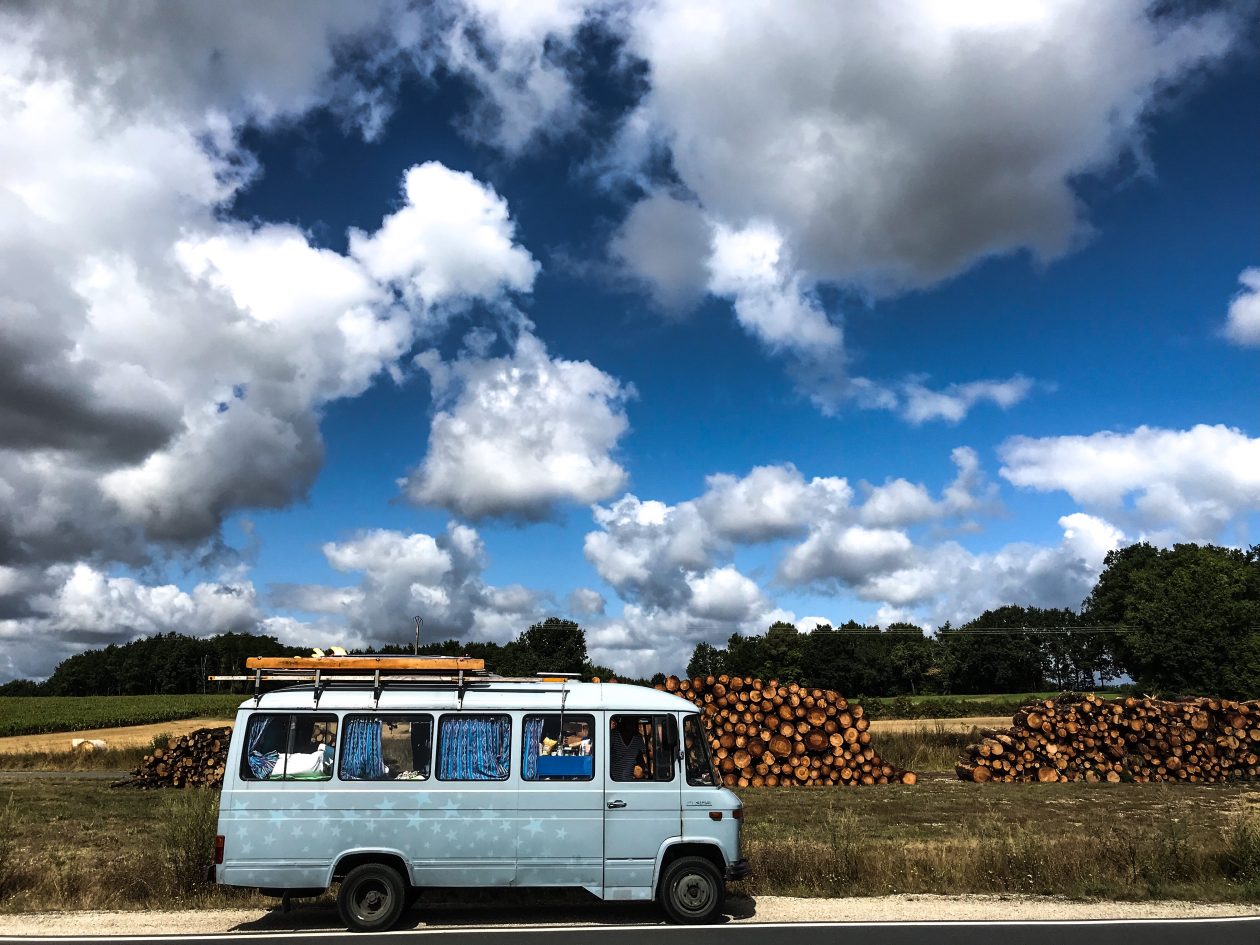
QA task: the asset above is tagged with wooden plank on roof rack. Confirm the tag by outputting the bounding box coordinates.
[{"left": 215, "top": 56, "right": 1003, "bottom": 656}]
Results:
[{"left": 245, "top": 656, "right": 485, "bottom": 672}]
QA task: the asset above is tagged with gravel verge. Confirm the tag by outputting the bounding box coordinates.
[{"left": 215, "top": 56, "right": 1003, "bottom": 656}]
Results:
[{"left": 0, "top": 896, "right": 1256, "bottom": 936}]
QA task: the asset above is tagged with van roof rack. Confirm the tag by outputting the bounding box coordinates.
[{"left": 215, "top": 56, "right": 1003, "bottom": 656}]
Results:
[{"left": 209, "top": 655, "right": 588, "bottom": 709}]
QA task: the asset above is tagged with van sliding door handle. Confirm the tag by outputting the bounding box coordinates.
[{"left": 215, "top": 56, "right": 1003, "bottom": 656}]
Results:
[{"left": 606, "top": 800, "right": 627, "bottom": 809}]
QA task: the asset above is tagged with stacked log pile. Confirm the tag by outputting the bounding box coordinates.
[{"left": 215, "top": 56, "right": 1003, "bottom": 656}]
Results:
[
  {"left": 955, "top": 693, "right": 1260, "bottom": 784},
  {"left": 656, "top": 674, "right": 916, "bottom": 787},
  {"left": 113, "top": 726, "right": 232, "bottom": 789}
]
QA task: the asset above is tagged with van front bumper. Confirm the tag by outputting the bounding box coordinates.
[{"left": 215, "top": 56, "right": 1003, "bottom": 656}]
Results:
[{"left": 726, "top": 858, "right": 750, "bottom": 881}]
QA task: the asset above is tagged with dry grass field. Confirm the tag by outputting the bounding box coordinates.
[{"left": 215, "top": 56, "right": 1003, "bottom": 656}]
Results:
[
  {"left": 1, "top": 752, "right": 1258, "bottom": 912},
  {"left": 735, "top": 778, "right": 1260, "bottom": 901},
  {"left": 0, "top": 718, "right": 234, "bottom": 756}
]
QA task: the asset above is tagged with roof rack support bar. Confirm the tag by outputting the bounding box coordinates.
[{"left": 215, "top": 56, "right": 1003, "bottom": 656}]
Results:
[
  {"left": 373, "top": 670, "right": 382, "bottom": 710},
  {"left": 457, "top": 669, "right": 466, "bottom": 710},
  {"left": 253, "top": 668, "right": 262, "bottom": 707},
  {"left": 313, "top": 669, "right": 324, "bottom": 708}
]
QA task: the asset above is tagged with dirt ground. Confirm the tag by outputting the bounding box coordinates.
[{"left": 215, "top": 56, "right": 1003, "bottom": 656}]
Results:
[
  {"left": 0, "top": 718, "right": 233, "bottom": 754},
  {"left": 0, "top": 895, "right": 1255, "bottom": 935}
]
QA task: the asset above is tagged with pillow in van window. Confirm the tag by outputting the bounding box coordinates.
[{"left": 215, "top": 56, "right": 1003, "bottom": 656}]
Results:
[{"left": 270, "top": 745, "right": 333, "bottom": 779}]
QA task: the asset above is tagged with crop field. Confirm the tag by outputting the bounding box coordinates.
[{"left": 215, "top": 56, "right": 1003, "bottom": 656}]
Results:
[
  {"left": 0, "top": 695, "right": 244, "bottom": 738},
  {"left": 859, "top": 691, "right": 1116, "bottom": 720}
]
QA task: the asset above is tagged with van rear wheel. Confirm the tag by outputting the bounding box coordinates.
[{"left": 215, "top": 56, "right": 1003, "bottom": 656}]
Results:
[
  {"left": 337, "top": 863, "right": 407, "bottom": 932},
  {"left": 659, "top": 856, "right": 724, "bottom": 924}
]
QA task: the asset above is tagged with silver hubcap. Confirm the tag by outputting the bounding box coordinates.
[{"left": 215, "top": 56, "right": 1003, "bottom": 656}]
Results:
[{"left": 676, "top": 871, "right": 714, "bottom": 913}]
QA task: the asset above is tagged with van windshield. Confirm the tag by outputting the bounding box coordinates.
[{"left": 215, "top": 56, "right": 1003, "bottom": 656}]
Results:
[{"left": 683, "top": 714, "right": 721, "bottom": 786}]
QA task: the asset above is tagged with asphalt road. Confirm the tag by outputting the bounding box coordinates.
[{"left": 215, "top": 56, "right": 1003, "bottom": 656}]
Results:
[{"left": 2, "top": 917, "right": 1257, "bottom": 945}]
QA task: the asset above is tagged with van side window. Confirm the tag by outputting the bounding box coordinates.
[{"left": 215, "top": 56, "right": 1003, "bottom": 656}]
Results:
[
  {"left": 340, "top": 714, "right": 433, "bottom": 781},
  {"left": 610, "top": 714, "right": 675, "bottom": 782},
  {"left": 683, "top": 714, "right": 720, "bottom": 786},
  {"left": 240, "top": 713, "right": 337, "bottom": 781},
  {"left": 523, "top": 714, "right": 594, "bottom": 781},
  {"left": 437, "top": 714, "right": 511, "bottom": 781}
]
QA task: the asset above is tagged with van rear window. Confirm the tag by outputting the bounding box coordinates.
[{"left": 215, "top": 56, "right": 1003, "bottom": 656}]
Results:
[
  {"left": 340, "top": 714, "right": 433, "bottom": 781},
  {"left": 240, "top": 714, "right": 337, "bottom": 781},
  {"left": 437, "top": 714, "right": 511, "bottom": 781}
]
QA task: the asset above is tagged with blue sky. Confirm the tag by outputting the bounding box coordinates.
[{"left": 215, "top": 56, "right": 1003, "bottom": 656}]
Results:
[{"left": 1, "top": 2, "right": 1257, "bottom": 680}]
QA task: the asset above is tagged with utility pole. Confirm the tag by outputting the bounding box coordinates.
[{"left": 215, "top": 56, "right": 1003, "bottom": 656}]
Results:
[{"left": 413, "top": 616, "right": 423, "bottom": 656}]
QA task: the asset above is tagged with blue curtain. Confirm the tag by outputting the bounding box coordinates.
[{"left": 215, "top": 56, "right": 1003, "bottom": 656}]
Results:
[
  {"left": 246, "top": 716, "right": 280, "bottom": 779},
  {"left": 523, "top": 717, "right": 545, "bottom": 780},
  {"left": 439, "top": 715, "right": 511, "bottom": 780},
  {"left": 341, "top": 717, "right": 385, "bottom": 780}
]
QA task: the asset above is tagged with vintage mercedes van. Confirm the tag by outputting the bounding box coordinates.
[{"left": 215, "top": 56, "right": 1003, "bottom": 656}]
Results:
[{"left": 213, "top": 659, "right": 747, "bottom": 931}]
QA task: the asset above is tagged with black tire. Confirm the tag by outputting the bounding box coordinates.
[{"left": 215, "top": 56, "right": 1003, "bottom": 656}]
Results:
[
  {"left": 337, "top": 863, "right": 407, "bottom": 933},
  {"left": 659, "top": 855, "right": 725, "bottom": 924}
]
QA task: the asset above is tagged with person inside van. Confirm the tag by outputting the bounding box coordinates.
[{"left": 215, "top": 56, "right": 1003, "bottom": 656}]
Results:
[
  {"left": 565, "top": 722, "right": 592, "bottom": 755},
  {"left": 610, "top": 716, "right": 646, "bottom": 780}
]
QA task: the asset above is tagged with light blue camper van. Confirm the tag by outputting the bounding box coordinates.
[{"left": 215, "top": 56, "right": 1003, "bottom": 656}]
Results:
[{"left": 213, "top": 664, "right": 747, "bottom": 931}]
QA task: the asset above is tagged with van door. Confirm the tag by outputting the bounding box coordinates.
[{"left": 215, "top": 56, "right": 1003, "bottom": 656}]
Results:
[
  {"left": 603, "top": 713, "right": 681, "bottom": 895},
  {"left": 516, "top": 712, "right": 602, "bottom": 889}
]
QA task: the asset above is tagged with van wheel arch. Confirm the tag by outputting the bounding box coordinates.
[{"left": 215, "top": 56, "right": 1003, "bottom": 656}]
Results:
[
  {"left": 332, "top": 851, "right": 410, "bottom": 885},
  {"left": 657, "top": 841, "right": 725, "bottom": 884}
]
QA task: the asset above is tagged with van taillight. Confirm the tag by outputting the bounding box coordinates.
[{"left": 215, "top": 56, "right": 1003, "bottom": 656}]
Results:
[
  {"left": 709, "top": 811, "right": 723, "bottom": 820},
  {"left": 732, "top": 808, "right": 743, "bottom": 820},
  {"left": 214, "top": 835, "right": 225, "bottom": 864}
]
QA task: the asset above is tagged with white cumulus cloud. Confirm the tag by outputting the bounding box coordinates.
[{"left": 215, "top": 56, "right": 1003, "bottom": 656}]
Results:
[
  {"left": 1224, "top": 267, "right": 1260, "bottom": 347},
  {"left": 0, "top": 562, "right": 261, "bottom": 680},
  {"left": 999, "top": 424, "right": 1260, "bottom": 540},
  {"left": 348, "top": 162, "right": 539, "bottom": 309},
  {"left": 604, "top": 0, "right": 1236, "bottom": 414},
  {"left": 707, "top": 222, "right": 843, "bottom": 355},
  {"left": 618, "top": 0, "right": 1235, "bottom": 293},
  {"left": 0, "top": 8, "right": 546, "bottom": 568},
  {"left": 610, "top": 192, "right": 712, "bottom": 311},
  {"left": 897, "top": 376, "right": 1036, "bottom": 425},
  {"left": 273, "top": 524, "right": 545, "bottom": 647},
  {"left": 404, "top": 333, "right": 635, "bottom": 520}
]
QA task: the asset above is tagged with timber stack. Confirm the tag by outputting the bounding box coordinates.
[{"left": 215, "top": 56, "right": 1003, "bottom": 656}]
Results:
[
  {"left": 656, "top": 674, "right": 916, "bottom": 787},
  {"left": 113, "top": 725, "right": 233, "bottom": 789},
  {"left": 955, "top": 693, "right": 1260, "bottom": 784}
]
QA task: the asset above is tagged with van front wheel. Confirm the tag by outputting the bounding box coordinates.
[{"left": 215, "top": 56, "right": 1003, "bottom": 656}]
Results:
[
  {"left": 337, "top": 863, "right": 407, "bottom": 932},
  {"left": 659, "top": 856, "right": 724, "bottom": 924}
]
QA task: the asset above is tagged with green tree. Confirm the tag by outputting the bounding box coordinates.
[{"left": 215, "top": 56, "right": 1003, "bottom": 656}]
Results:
[
  {"left": 888, "top": 628, "right": 936, "bottom": 695},
  {"left": 686, "top": 641, "right": 728, "bottom": 678},
  {"left": 940, "top": 606, "right": 1058, "bottom": 694},
  {"left": 723, "top": 624, "right": 805, "bottom": 683},
  {"left": 514, "top": 617, "right": 591, "bottom": 676},
  {"left": 0, "top": 679, "right": 40, "bottom": 696},
  {"left": 1084, "top": 543, "right": 1260, "bottom": 697}
]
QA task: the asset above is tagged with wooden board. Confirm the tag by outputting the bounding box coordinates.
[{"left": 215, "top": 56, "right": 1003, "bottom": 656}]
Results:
[{"left": 245, "top": 656, "right": 485, "bottom": 672}]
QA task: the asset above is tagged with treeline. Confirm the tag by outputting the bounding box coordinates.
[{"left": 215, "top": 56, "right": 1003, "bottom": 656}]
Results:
[
  {"left": 3, "top": 541, "right": 1257, "bottom": 699},
  {"left": 1, "top": 619, "right": 619, "bottom": 697},
  {"left": 372, "top": 618, "right": 620, "bottom": 682},
  {"left": 688, "top": 607, "right": 1106, "bottom": 698},
  {"left": 4, "top": 632, "right": 305, "bottom": 697},
  {"left": 689, "top": 543, "right": 1260, "bottom": 699}
]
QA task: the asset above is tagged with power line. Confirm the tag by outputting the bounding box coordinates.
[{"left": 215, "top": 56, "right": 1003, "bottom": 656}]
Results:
[{"left": 688, "top": 624, "right": 1134, "bottom": 635}]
